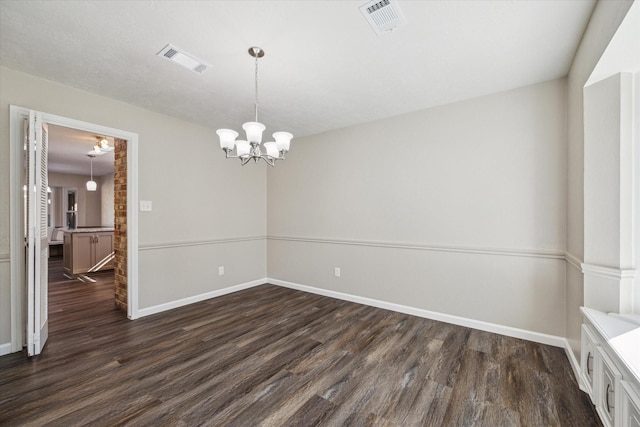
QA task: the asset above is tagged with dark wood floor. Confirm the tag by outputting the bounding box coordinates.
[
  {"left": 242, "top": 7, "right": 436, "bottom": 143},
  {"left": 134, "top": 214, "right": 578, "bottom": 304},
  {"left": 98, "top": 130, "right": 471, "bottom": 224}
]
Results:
[{"left": 0, "top": 258, "right": 600, "bottom": 426}]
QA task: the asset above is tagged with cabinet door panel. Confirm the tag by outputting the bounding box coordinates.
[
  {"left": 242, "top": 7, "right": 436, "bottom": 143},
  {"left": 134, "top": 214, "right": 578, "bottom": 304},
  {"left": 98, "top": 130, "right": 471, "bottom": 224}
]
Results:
[
  {"left": 596, "top": 347, "right": 622, "bottom": 427},
  {"left": 581, "top": 324, "right": 598, "bottom": 401},
  {"left": 94, "top": 232, "right": 114, "bottom": 270},
  {"left": 72, "top": 234, "right": 94, "bottom": 274},
  {"left": 622, "top": 381, "right": 640, "bottom": 427},
  {"left": 63, "top": 233, "right": 72, "bottom": 271}
]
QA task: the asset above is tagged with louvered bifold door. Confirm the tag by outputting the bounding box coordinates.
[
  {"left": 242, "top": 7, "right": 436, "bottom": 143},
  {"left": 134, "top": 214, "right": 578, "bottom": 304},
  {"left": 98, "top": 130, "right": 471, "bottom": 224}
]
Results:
[{"left": 26, "top": 111, "right": 49, "bottom": 356}]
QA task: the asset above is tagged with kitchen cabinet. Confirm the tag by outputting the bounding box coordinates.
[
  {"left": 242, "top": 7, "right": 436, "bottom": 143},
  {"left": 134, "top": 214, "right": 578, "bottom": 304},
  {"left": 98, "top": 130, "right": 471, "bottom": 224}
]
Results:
[{"left": 63, "top": 228, "right": 114, "bottom": 277}]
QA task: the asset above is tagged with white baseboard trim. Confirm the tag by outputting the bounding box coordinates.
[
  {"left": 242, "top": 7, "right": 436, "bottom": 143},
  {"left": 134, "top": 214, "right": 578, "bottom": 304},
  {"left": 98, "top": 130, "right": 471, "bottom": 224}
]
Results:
[
  {"left": 137, "top": 279, "right": 265, "bottom": 318},
  {"left": 268, "top": 278, "right": 566, "bottom": 348},
  {"left": 0, "top": 342, "right": 12, "bottom": 356},
  {"left": 134, "top": 277, "right": 571, "bottom": 359},
  {"left": 563, "top": 339, "right": 585, "bottom": 391}
]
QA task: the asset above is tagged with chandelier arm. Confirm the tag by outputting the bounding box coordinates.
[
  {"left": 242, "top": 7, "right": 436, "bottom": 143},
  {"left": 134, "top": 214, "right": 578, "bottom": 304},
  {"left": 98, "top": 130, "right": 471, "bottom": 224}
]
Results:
[
  {"left": 261, "top": 156, "right": 275, "bottom": 167},
  {"left": 223, "top": 148, "right": 239, "bottom": 159}
]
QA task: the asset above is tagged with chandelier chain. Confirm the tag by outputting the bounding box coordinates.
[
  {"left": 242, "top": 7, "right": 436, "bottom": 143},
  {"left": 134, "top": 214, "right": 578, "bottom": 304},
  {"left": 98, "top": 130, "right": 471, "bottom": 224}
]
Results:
[{"left": 254, "top": 53, "right": 259, "bottom": 123}]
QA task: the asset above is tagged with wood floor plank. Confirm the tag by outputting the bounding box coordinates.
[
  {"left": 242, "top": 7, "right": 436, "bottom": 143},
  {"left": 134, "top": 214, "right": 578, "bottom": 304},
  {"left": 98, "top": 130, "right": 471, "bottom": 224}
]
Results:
[{"left": 0, "top": 258, "right": 601, "bottom": 426}]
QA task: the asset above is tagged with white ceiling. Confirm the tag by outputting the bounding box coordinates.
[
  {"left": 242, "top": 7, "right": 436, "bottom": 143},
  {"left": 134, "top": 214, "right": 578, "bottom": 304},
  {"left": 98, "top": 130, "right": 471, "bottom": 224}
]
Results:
[
  {"left": 1, "top": 0, "right": 596, "bottom": 163},
  {"left": 47, "top": 125, "right": 115, "bottom": 177},
  {"left": 586, "top": 1, "right": 640, "bottom": 86}
]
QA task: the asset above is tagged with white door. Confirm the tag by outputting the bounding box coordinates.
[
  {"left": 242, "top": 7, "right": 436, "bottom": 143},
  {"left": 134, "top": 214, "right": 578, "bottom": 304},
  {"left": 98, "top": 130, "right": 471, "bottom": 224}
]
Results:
[{"left": 25, "top": 111, "right": 49, "bottom": 356}]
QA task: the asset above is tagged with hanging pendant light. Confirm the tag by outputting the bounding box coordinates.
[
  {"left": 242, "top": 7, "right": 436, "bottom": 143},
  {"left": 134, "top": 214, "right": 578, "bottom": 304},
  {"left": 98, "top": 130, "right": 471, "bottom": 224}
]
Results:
[
  {"left": 86, "top": 154, "right": 97, "bottom": 191},
  {"left": 216, "top": 47, "right": 293, "bottom": 167}
]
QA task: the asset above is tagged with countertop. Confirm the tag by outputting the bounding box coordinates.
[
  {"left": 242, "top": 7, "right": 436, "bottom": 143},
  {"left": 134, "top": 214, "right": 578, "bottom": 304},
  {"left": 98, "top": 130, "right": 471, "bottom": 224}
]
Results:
[
  {"left": 581, "top": 306, "right": 640, "bottom": 387},
  {"left": 63, "top": 228, "right": 115, "bottom": 234}
]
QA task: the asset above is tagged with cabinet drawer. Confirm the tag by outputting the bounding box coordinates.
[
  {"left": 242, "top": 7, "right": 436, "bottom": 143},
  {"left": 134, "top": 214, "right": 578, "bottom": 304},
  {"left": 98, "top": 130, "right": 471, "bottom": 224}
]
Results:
[{"left": 596, "top": 346, "right": 622, "bottom": 427}]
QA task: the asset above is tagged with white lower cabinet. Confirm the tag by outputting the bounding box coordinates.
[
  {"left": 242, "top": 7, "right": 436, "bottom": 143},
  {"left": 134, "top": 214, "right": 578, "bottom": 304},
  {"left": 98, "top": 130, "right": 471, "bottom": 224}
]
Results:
[
  {"left": 621, "top": 381, "right": 640, "bottom": 427},
  {"left": 581, "top": 324, "right": 599, "bottom": 401},
  {"left": 596, "top": 347, "right": 622, "bottom": 427},
  {"left": 580, "top": 307, "right": 640, "bottom": 427}
]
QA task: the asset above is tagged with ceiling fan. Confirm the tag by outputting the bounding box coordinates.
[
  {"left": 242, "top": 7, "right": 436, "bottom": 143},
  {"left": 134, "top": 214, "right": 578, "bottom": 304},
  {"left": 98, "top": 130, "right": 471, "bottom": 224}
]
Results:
[{"left": 87, "top": 136, "right": 114, "bottom": 156}]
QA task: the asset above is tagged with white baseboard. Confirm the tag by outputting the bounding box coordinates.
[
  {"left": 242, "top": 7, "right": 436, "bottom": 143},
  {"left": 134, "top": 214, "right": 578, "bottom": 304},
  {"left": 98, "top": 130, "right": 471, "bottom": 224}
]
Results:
[
  {"left": 268, "top": 278, "right": 567, "bottom": 348},
  {"left": 563, "top": 339, "right": 585, "bottom": 390},
  {"left": 137, "top": 279, "right": 265, "bottom": 318},
  {"left": 132, "top": 277, "right": 569, "bottom": 355},
  {"left": 2, "top": 278, "right": 579, "bottom": 375},
  {"left": 0, "top": 342, "right": 12, "bottom": 356}
]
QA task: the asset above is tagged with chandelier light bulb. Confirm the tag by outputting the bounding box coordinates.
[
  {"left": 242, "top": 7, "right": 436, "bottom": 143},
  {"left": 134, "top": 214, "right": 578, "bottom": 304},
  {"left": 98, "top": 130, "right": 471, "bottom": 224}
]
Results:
[
  {"left": 235, "top": 140, "right": 251, "bottom": 157},
  {"left": 216, "top": 129, "right": 238, "bottom": 150},
  {"left": 263, "top": 142, "right": 279, "bottom": 158},
  {"left": 242, "top": 121, "right": 265, "bottom": 143},
  {"left": 273, "top": 132, "right": 293, "bottom": 152}
]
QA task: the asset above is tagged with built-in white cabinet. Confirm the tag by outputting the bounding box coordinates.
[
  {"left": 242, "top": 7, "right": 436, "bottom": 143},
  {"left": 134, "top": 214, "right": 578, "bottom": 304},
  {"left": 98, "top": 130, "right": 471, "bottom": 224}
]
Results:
[
  {"left": 581, "top": 324, "right": 599, "bottom": 401},
  {"left": 621, "top": 381, "right": 640, "bottom": 427},
  {"left": 580, "top": 307, "right": 640, "bottom": 427},
  {"left": 596, "top": 346, "right": 622, "bottom": 427}
]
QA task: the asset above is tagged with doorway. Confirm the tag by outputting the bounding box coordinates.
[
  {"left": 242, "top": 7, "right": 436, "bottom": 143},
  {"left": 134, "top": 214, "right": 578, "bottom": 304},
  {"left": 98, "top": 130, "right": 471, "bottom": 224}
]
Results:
[
  {"left": 9, "top": 106, "right": 140, "bottom": 355},
  {"left": 46, "top": 125, "right": 116, "bottom": 281}
]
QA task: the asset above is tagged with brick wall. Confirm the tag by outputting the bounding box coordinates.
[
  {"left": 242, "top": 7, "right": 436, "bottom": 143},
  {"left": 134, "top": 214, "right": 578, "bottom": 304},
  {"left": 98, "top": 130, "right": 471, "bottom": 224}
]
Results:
[{"left": 114, "top": 138, "right": 127, "bottom": 311}]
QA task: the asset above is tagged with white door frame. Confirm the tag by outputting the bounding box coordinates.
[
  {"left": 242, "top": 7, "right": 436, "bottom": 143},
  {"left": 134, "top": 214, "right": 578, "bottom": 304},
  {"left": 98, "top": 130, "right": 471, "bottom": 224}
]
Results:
[{"left": 9, "top": 105, "right": 140, "bottom": 353}]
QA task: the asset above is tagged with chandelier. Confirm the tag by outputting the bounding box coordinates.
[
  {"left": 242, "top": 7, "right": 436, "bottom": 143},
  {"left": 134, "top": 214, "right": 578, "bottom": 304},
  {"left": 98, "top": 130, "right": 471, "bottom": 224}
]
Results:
[{"left": 216, "top": 47, "right": 292, "bottom": 167}]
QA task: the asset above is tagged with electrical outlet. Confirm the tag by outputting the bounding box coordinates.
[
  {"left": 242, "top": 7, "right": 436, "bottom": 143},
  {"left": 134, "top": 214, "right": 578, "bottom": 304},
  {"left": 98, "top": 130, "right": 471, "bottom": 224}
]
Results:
[
  {"left": 334, "top": 267, "right": 341, "bottom": 278},
  {"left": 139, "top": 200, "right": 153, "bottom": 211},
  {"left": 218, "top": 266, "right": 224, "bottom": 276}
]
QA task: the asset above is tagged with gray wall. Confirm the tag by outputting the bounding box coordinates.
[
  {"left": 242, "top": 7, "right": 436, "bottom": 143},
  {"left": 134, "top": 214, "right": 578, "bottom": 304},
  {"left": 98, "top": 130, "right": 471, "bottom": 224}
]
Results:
[
  {"left": 48, "top": 172, "right": 102, "bottom": 227},
  {"left": 268, "top": 79, "right": 568, "bottom": 336},
  {"left": 0, "top": 67, "right": 267, "bottom": 346},
  {"left": 565, "top": 0, "right": 634, "bottom": 359}
]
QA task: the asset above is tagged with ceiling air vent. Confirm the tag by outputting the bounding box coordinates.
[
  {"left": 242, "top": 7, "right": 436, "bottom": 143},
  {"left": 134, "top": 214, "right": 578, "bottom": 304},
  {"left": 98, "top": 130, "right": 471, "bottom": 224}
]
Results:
[
  {"left": 360, "top": 0, "right": 406, "bottom": 35},
  {"left": 157, "top": 44, "right": 208, "bottom": 74}
]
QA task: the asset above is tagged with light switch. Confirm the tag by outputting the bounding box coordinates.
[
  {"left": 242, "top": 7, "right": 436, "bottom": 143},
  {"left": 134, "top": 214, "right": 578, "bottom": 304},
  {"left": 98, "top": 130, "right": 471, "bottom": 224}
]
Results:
[{"left": 140, "top": 200, "right": 153, "bottom": 211}]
